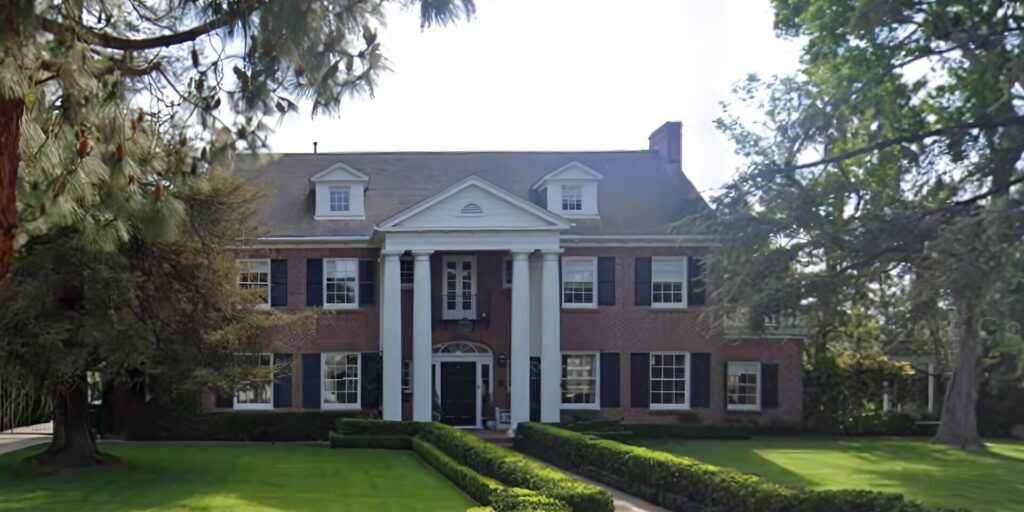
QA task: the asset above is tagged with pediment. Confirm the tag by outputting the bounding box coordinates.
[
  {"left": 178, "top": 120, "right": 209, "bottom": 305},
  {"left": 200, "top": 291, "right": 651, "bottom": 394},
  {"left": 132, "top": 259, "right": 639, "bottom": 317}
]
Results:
[
  {"left": 309, "top": 162, "right": 369, "bottom": 183},
  {"left": 377, "top": 176, "right": 571, "bottom": 232},
  {"left": 531, "top": 161, "right": 603, "bottom": 190}
]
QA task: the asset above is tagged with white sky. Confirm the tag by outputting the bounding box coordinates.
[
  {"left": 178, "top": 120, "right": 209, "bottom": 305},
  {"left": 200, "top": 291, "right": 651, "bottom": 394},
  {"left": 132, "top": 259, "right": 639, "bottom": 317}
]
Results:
[{"left": 267, "top": 0, "right": 802, "bottom": 197}]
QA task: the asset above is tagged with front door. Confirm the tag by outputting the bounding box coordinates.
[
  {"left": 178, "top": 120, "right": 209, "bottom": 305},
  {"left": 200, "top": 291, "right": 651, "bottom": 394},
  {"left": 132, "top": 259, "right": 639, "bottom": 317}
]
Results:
[
  {"left": 442, "top": 255, "right": 476, "bottom": 320},
  {"left": 440, "top": 362, "right": 477, "bottom": 426}
]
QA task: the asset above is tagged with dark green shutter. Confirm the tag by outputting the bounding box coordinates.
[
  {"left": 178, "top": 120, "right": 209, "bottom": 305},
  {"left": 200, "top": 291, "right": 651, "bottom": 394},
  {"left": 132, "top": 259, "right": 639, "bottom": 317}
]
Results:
[
  {"left": 630, "top": 353, "right": 650, "bottom": 407},
  {"left": 361, "top": 352, "right": 381, "bottom": 408},
  {"left": 634, "top": 257, "right": 652, "bottom": 306},
  {"left": 597, "top": 257, "right": 616, "bottom": 306},
  {"left": 306, "top": 259, "right": 323, "bottom": 307},
  {"left": 273, "top": 353, "right": 293, "bottom": 408},
  {"left": 600, "top": 352, "right": 620, "bottom": 408},
  {"left": 358, "top": 260, "right": 375, "bottom": 306},
  {"left": 687, "top": 256, "right": 706, "bottom": 306},
  {"left": 762, "top": 364, "right": 779, "bottom": 409},
  {"left": 302, "top": 353, "right": 321, "bottom": 409},
  {"left": 690, "top": 353, "right": 711, "bottom": 408},
  {"left": 270, "top": 259, "right": 288, "bottom": 307}
]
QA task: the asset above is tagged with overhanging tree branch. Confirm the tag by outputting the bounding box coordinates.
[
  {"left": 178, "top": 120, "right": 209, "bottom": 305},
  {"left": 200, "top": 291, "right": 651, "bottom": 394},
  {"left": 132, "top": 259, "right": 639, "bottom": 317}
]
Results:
[{"left": 40, "top": 16, "right": 230, "bottom": 51}]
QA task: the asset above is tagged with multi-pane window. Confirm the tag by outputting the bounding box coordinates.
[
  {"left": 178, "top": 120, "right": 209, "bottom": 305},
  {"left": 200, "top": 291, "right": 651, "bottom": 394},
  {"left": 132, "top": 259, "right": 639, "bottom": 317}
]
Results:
[
  {"left": 727, "top": 362, "right": 761, "bottom": 411},
  {"left": 235, "top": 353, "right": 273, "bottom": 409},
  {"left": 324, "top": 258, "right": 358, "bottom": 308},
  {"left": 402, "top": 360, "right": 412, "bottom": 394},
  {"left": 561, "top": 353, "right": 598, "bottom": 407},
  {"left": 502, "top": 257, "right": 513, "bottom": 288},
  {"left": 400, "top": 258, "right": 414, "bottom": 288},
  {"left": 562, "top": 257, "right": 596, "bottom": 307},
  {"left": 561, "top": 184, "right": 583, "bottom": 211},
  {"left": 323, "top": 353, "right": 360, "bottom": 408},
  {"left": 652, "top": 257, "right": 686, "bottom": 307},
  {"left": 329, "top": 186, "right": 351, "bottom": 212},
  {"left": 237, "top": 259, "right": 270, "bottom": 307},
  {"left": 650, "top": 352, "right": 688, "bottom": 408}
]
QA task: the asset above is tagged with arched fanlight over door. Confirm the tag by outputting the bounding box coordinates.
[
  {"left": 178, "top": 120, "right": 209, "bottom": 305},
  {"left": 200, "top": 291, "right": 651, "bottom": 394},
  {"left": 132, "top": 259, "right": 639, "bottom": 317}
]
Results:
[{"left": 432, "top": 341, "right": 492, "bottom": 354}]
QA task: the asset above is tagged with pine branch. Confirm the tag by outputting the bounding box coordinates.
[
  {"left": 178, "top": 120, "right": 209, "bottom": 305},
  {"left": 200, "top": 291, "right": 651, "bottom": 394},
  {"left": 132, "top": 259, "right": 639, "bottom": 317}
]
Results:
[{"left": 40, "top": 15, "right": 230, "bottom": 51}]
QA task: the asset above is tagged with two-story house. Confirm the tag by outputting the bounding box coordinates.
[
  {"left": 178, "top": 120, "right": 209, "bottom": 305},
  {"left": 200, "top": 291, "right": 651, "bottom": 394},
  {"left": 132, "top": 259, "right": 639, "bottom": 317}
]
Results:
[{"left": 216, "top": 122, "right": 803, "bottom": 430}]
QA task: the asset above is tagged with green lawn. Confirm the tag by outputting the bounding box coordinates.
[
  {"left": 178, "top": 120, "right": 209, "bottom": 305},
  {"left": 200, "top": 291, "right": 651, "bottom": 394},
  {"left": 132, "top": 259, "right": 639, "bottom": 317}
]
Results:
[
  {"left": 636, "top": 436, "right": 1024, "bottom": 512},
  {"left": 0, "top": 442, "right": 476, "bottom": 512}
]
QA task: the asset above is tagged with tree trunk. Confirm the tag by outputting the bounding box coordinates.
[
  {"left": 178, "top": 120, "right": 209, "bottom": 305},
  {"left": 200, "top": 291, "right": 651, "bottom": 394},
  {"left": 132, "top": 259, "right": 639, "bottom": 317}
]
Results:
[
  {"left": 932, "top": 295, "right": 985, "bottom": 451},
  {"left": 0, "top": 0, "right": 25, "bottom": 286},
  {"left": 25, "top": 379, "right": 120, "bottom": 468}
]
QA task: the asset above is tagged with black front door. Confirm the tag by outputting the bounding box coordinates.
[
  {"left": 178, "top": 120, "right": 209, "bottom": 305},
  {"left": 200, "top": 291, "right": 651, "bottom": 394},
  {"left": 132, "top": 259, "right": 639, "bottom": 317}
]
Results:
[{"left": 441, "top": 362, "right": 477, "bottom": 426}]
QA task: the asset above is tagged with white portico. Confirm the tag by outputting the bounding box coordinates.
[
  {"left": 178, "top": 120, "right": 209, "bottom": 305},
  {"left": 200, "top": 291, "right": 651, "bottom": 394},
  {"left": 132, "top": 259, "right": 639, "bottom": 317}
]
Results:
[{"left": 375, "top": 176, "right": 570, "bottom": 429}]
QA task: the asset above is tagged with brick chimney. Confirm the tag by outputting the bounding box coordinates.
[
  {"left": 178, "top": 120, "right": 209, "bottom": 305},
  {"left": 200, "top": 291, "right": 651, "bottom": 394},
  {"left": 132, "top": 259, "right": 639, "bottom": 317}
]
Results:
[{"left": 648, "top": 121, "right": 682, "bottom": 167}]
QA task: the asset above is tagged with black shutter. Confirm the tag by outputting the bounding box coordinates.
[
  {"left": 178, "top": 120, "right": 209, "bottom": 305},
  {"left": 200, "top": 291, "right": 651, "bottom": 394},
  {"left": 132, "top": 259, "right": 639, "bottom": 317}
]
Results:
[
  {"left": 306, "top": 259, "right": 323, "bottom": 307},
  {"left": 273, "top": 353, "right": 293, "bottom": 408},
  {"left": 634, "top": 257, "right": 652, "bottom": 306},
  {"left": 600, "top": 352, "right": 620, "bottom": 408},
  {"left": 597, "top": 257, "right": 616, "bottom": 306},
  {"left": 688, "top": 256, "right": 706, "bottom": 306},
  {"left": 361, "top": 352, "right": 381, "bottom": 408},
  {"left": 723, "top": 362, "right": 730, "bottom": 409},
  {"left": 690, "top": 353, "right": 711, "bottom": 408},
  {"left": 302, "top": 353, "right": 321, "bottom": 409},
  {"left": 270, "top": 259, "right": 288, "bottom": 307},
  {"left": 359, "top": 259, "right": 376, "bottom": 306},
  {"left": 630, "top": 352, "right": 650, "bottom": 407},
  {"left": 214, "top": 389, "right": 233, "bottom": 409},
  {"left": 762, "top": 363, "right": 779, "bottom": 409}
]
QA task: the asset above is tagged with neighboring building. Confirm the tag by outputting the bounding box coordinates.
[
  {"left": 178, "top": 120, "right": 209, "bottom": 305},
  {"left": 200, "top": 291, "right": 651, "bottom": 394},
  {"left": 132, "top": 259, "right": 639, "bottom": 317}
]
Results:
[{"left": 215, "top": 122, "right": 803, "bottom": 429}]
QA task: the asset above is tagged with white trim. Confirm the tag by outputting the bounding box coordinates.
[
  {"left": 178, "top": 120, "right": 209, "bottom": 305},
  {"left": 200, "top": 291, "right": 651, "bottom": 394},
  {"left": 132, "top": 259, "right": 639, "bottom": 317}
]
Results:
[
  {"left": 441, "top": 255, "right": 478, "bottom": 320},
  {"left": 433, "top": 346, "right": 495, "bottom": 428},
  {"left": 502, "top": 256, "right": 513, "bottom": 289},
  {"left": 559, "top": 235, "right": 717, "bottom": 247},
  {"left": 376, "top": 175, "right": 571, "bottom": 232},
  {"left": 321, "top": 352, "right": 362, "bottom": 410},
  {"left": 309, "top": 162, "right": 370, "bottom": 182},
  {"left": 726, "top": 361, "right": 762, "bottom": 412},
  {"left": 651, "top": 256, "right": 688, "bottom": 309},
  {"left": 561, "top": 256, "right": 598, "bottom": 309},
  {"left": 560, "top": 351, "right": 600, "bottom": 410},
  {"left": 323, "top": 258, "right": 360, "bottom": 310},
  {"left": 236, "top": 258, "right": 272, "bottom": 309},
  {"left": 400, "top": 256, "right": 414, "bottom": 290},
  {"left": 531, "top": 161, "right": 604, "bottom": 190},
  {"left": 649, "top": 351, "right": 691, "bottom": 411}
]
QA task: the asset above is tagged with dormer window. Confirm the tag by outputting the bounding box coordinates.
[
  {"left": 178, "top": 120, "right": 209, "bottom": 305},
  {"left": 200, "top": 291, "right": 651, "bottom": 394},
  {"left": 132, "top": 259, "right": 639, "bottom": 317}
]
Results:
[
  {"left": 310, "top": 163, "right": 369, "bottom": 220},
  {"left": 329, "top": 186, "right": 351, "bottom": 212},
  {"left": 561, "top": 185, "right": 583, "bottom": 211},
  {"left": 531, "top": 161, "right": 603, "bottom": 219}
]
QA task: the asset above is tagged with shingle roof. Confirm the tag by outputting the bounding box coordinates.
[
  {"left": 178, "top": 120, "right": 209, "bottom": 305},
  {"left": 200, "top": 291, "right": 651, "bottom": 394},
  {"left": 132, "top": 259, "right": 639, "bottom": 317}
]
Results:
[{"left": 235, "top": 150, "right": 709, "bottom": 238}]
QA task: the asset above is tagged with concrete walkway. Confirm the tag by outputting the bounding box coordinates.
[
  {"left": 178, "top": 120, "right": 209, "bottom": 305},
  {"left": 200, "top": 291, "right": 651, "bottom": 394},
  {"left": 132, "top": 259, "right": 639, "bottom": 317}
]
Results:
[{"left": 0, "top": 434, "right": 50, "bottom": 456}]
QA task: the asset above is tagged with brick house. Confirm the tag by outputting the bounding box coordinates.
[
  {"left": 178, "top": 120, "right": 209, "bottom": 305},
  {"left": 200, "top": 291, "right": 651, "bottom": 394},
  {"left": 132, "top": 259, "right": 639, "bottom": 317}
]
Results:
[{"left": 217, "top": 122, "right": 804, "bottom": 430}]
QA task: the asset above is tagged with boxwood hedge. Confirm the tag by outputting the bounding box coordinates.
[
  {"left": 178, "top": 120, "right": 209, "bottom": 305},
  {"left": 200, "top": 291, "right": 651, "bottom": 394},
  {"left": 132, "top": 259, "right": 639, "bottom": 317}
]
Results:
[{"left": 328, "top": 431, "right": 413, "bottom": 449}]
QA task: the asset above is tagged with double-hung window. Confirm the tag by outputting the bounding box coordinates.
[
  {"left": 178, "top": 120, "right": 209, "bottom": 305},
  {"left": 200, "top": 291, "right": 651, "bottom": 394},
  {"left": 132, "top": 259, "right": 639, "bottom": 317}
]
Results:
[
  {"left": 502, "top": 257, "right": 513, "bottom": 288},
  {"left": 561, "top": 352, "right": 599, "bottom": 408},
  {"left": 328, "top": 186, "right": 351, "bottom": 213},
  {"left": 650, "top": 352, "right": 688, "bottom": 409},
  {"left": 562, "top": 257, "right": 597, "bottom": 307},
  {"left": 323, "top": 352, "right": 360, "bottom": 409},
  {"left": 237, "top": 259, "right": 271, "bottom": 308},
  {"left": 234, "top": 353, "right": 273, "bottom": 410},
  {"left": 400, "top": 258, "right": 414, "bottom": 289},
  {"left": 324, "top": 258, "right": 358, "bottom": 308},
  {"left": 651, "top": 257, "right": 686, "bottom": 308},
  {"left": 561, "top": 184, "right": 583, "bottom": 212},
  {"left": 727, "top": 362, "right": 761, "bottom": 411}
]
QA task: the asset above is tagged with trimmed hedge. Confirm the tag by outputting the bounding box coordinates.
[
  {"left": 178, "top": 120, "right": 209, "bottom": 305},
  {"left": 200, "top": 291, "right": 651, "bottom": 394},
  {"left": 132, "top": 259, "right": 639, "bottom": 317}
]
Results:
[
  {"left": 418, "top": 423, "right": 613, "bottom": 512},
  {"left": 335, "top": 418, "right": 424, "bottom": 437},
  {"left": 328, "top": 431, "right": 412, "bottom": 449},
  {"left": 566, "top": 420, "right": 751, "bottom": 440},
  {"left": 413, "top": 438, "right": 570, "bottom": 512},
  {"left": 516, "top": 423, "right": 954, "bottom": 512},
  {"left": 125, "top": 410, "right": 362, "bottom": 441}
]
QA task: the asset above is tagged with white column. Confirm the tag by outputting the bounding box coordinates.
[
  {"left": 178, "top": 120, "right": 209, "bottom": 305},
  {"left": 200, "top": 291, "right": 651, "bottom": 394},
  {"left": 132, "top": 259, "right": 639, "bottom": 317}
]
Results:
[
  {"left": 927, "top": 363, "right": 936, "bottom": 413},
  {"left": 412, "top": 251, "right": 434, "bottom": 422},
  {"left": 540, "top": 250, "right": 563, "bottom": 423},
  {"left": 509, "top": 250, "right": 532, "bottom": 432},
  {"left": 380, "top": 251, "right": 403, "bottom": 421}
]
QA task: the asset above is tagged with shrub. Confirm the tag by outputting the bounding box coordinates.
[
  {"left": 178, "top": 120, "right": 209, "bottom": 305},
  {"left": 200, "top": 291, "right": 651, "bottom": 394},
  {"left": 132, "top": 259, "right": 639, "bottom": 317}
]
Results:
[
  {"left": 335, "top": 418, "right": 423, "bottom": 437},
  {"left": 804, "top": 352, "right": 920, "bottom": 435},
  {"left": 412, "top": 438, "right": 570, "bottom": 512},
  {"left": 124, "top": 409, "right": 362, "bottom": 441},
  {"left": 328, "top": 431, "right": 412, "bottom": 449},
  {"left": 418, "top": 423, "right": 613, "bottom": 512},
  {"left": 622, "top": 424, "right": 751, "bottom": 439},
  {"left": 516, "top": 423, "right": 949, "bottom": 512}
]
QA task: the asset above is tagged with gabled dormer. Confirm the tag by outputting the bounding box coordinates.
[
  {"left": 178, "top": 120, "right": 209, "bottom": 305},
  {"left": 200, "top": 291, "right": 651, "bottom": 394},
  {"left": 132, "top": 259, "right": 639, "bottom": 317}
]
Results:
[
  {"left": 531, "top": 161, "right": 603, "bottom": 219},
  {"left": 310, "top": 163, "right": 369, "bottom": 220}
]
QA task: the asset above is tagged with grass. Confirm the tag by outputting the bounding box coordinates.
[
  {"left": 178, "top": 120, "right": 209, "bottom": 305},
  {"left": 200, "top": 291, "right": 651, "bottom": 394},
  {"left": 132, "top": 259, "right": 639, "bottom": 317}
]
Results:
[
  {"left": 636, "top": 436, "right": 1024, "bottom": 512},
  {"left": 0, "top": 442, "right": 477, "bottom": 512}
]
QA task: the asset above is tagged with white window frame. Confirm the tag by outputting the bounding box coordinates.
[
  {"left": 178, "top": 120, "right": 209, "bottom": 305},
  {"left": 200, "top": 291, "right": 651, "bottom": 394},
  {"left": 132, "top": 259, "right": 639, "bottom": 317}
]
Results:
[
  {"left": 502, "top": 257, "right": 513, "bottom": 289},
  {"left": 321, "top": 352, "right": 361, "bottom": 410},
  {"left": 323, "top": 258, "right": 359, "bottom": 310},
  {"left": 726, "top": 361, "right": 762, "bottom": 412},
  {"left": 561, "top": 256, "right": 598, "bottom": 309},
  {"left": 400, "top": 257, "right": 414, "bottom": 289},
  {"left": 237, "top": 258, "right": 271, "bottom": 309},
  {"left": 560, "top": 351, "right": 600, "bottom": 410},
  {"left": 651, "top": 256, "right": 688, "bottom": 309},
  {"left": 233, "top": 353, "right": 274, "bottom": 410},
  {"left": 561, "top": 184, "right": 584, "bottom": 212},
  {"left": 649, "top": 351, "right": 690, "bottom": 410},
  {"left": 328, "top": 185, "right": 351, "bottom": 213}
]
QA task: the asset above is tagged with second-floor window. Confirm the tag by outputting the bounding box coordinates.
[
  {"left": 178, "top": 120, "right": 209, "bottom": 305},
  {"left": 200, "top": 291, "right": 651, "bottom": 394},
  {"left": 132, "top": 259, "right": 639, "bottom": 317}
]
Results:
[
  {"left": 324, "top": 258, "right": 358, "bottom": 308},
  {"left": 400, "top": 258, "right": 414, "bottom": 288},
  {"left": 329, "top": 186, "right": 351, "bottom": 212},
  {"left": 562, "top": 257, "right": 596, "bottom": 307},
  {"left": 652, "top": 257, "right": 686, "bottom": 307},
  {"left": 561, "top": 184, "right": 583, "bottom": 211},
  {"left": 237, "top": 259, "right": 270, "bottom": 308}
]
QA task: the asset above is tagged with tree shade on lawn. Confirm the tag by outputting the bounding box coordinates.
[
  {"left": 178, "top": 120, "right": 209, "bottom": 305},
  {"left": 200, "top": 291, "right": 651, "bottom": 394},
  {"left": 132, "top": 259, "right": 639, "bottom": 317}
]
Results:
[
  {"left": 0, "top": 443, "right": 476, "bottom": 512},
  {"left": 636, "top": 437, "right": 1024, "bottom": 512}
]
